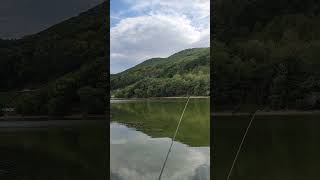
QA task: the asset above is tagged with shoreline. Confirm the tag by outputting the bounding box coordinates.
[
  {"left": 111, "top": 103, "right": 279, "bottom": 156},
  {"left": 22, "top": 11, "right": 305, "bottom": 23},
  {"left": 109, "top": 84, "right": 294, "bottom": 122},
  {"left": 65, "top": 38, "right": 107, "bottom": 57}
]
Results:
[
  {"left": 2, "top": 110, "right": 319, "bottom": 121},
  {"left": 111, "top": 96, "right": 209, "bottom": 100},
  {"left": 212, "top": 110, "right": 320, "bottom": 116},
  {"left": 0, "top": 114, "right": 107, "bottom": 121}
]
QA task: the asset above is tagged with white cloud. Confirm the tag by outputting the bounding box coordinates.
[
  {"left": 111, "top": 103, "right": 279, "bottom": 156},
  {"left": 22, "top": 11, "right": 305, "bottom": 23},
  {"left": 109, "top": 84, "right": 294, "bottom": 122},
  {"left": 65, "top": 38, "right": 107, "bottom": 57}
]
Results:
[
  {"left": 111, "top": 0, "right": 210, "bottom": 73},
  {"left": 123, "top": 0, "right": 209, "bottom": 20}
]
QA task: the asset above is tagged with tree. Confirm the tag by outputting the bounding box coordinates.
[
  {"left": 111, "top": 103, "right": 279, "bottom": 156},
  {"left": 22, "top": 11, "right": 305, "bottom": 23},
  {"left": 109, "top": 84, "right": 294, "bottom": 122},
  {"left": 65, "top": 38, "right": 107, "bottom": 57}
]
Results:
[{"left": 77, "top": 86, "right": 105, "bottom": 114}]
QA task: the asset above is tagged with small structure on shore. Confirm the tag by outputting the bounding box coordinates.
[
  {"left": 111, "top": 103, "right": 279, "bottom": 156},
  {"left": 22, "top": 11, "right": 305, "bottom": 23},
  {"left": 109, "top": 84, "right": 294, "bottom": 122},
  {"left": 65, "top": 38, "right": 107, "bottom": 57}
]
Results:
[{"left": 1, "top": 107, "right": 16, "bottom": 116}]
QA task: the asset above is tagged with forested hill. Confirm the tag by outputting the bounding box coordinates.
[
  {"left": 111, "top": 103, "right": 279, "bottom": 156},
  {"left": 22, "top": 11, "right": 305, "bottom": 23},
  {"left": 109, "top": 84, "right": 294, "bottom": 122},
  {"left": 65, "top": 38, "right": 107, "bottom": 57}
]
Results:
[
  {"left": 111, "top": 48, "right": 210, "bottom": 98},
  {"left": 213, "top": 0, "right": 320, "bottom": 110},
  {"left": 0, "top": 2, "right": 107, "bottom": 90},
  {"left": 0, "top": 2, "right": 107, "bottom": 116}
]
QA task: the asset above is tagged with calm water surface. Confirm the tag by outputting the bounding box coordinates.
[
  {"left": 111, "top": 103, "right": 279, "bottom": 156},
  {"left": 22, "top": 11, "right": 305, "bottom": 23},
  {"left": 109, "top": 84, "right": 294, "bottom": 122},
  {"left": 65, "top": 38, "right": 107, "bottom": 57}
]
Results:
[
  {"left": 213, "top": 115, "right": 320, "bottom": 180},
  {"left": 110, "top": 98, "right": 210, "bottom": 180},
  {"left": 0, "top": 120, "right": 107, "bottom": 180}
]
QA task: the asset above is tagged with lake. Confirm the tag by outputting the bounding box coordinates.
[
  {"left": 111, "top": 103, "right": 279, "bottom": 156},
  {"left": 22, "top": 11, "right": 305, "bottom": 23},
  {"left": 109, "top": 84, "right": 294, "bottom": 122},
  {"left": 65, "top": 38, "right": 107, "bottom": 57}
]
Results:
[
  {"left": 213, "top": 114, "right": 320, "bottom": 180},
  {"left": 110, "top": 98, "right": 210, "bottom": 180},
  {"left": 0, "top": 120, "right": 107, "bottom": 180}
]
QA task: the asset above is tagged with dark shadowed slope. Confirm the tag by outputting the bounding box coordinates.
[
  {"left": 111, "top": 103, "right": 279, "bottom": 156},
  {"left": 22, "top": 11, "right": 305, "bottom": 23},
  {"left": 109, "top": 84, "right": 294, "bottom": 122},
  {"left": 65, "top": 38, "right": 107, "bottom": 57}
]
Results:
[{"left": 0, "top": 2, "right": 108, "bottom": 116}]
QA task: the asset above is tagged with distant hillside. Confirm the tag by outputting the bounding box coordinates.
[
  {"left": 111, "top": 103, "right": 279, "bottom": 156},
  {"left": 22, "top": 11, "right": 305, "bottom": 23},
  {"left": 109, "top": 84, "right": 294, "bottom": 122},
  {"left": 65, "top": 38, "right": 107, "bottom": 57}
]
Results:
[
  {"left": 0, "top": 2, "right": 108, "bottom": 116},
  {"left": 111, "top": 48, "right": 210, "bottom": 98},
  {"left": 0, "top": 2, "right": 107, "bottom": 90},
  {"left": 213, "top": 0, "right": 320, "bottom": 110}
]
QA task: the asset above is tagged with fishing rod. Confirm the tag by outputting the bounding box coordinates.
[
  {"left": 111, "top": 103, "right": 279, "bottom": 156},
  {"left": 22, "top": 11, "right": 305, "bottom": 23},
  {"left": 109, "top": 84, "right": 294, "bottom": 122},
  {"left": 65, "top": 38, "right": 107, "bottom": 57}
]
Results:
[
  {"left": 158, "top": 96, "right": 191, "bottom": 180},
  {"left": 226, "top": 109, "right": 259, "bottom": 180}
]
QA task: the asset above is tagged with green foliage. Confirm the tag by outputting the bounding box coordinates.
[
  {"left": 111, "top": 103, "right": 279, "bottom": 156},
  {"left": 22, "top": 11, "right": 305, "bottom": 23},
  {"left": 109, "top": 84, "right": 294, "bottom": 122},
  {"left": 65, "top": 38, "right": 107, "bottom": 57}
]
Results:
[
  {"left": 213, "top": 0, "right": 320, "bottom": 110},
  {"left": 0, "top": 3, "right": 108, "bottom": 116},
  {"left": 0, "top": 2, "right": 107, "bottom": 90},
  {"left": 15, "top": 90, "right": 48, "bottom": 115},
  {"left": 77, "top": 86, "right": 105, "bottom": 114},
  {"left": 111, "top": 48, "right": 210, "bottom": 98},
  {"left": 47, "top": 96, "right": 68, "bottom": 116}
]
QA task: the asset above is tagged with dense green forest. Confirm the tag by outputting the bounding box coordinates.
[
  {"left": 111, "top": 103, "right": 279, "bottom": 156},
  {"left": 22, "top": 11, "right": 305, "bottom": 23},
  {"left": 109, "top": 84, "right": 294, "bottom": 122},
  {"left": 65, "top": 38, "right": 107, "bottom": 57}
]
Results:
[
  {"left": 213, "top": 0, "right": 320, "bottom": 110},
  {"left": 111, "top": 48, "right": 210, "bottom": 98},
  {"left": 0, "top": 2, "right": 108, "bottom": 116}
]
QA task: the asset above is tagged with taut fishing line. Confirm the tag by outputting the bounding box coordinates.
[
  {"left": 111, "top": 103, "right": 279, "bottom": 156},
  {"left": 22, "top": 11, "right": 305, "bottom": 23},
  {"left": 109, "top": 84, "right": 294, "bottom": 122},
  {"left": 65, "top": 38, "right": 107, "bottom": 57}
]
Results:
[
  {"left": 226, "top": 110, "right": 259, "bottom": 180},
  {"left": 158, "top": 96, "right": 191, "bottom": 180}
]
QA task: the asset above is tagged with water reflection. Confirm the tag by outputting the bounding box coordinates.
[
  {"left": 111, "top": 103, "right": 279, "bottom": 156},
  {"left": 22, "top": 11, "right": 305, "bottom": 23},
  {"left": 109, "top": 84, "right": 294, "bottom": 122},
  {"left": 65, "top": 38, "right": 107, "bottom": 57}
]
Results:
[
  {"left": 213, "top": 115, "right": 320, "bottom": 179},
  {"left": 110, "top": 122, "right": 210, "bottom": 180},
  {"left": 111, "top": 99, "right": 210, "bottom": 146},
  {"left": 0, "top": 120, "right": 107, "bottom": 180}
]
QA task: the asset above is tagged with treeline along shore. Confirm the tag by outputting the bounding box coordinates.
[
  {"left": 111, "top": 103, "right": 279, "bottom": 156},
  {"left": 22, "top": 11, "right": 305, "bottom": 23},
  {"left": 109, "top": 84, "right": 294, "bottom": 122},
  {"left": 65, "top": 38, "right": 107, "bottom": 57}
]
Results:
[
  {"left": 111, "top": 96, "right": 209, "bottom": 100},
  {"left": 0, "top": 114, "right": 107, "bottom": 121}
]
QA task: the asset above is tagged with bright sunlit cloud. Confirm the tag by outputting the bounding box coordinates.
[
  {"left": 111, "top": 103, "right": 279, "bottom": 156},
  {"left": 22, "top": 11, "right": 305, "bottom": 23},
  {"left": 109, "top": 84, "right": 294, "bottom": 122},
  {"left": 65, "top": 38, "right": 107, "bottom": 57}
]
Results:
[{"left": 110, "top": 0, "right": 210, "bottom": 73}]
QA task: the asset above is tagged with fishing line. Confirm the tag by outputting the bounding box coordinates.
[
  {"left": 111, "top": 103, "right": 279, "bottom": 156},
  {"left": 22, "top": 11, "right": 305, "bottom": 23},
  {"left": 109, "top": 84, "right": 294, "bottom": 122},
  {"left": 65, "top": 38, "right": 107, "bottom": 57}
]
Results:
[
  {"left": 226, "top": 110, "right": 259, "bottom": 180},
  {"left": 158, "top": 96, "right": 191, "bottom": 180}
]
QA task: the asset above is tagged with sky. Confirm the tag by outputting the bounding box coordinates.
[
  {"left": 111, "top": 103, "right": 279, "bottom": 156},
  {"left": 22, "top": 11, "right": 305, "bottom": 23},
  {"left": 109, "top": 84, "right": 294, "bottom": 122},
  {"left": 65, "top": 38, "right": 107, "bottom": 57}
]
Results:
[
  {"left": 110, "top": 0, "right": 210, "bottom": 73},
  {"left": 0, "top": 0, "right": 104, "bottom": 39}
]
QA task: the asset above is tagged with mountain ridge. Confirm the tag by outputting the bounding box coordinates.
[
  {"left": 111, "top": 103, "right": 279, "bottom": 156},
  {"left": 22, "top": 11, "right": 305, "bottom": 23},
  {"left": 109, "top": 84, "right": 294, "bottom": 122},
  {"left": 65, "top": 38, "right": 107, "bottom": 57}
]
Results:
[
  {"left": 0, "top": 2, "right": 108, "bottom": 115},
  {"left": 111, "top": 47, "right": 210, "bottom": 98}
]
